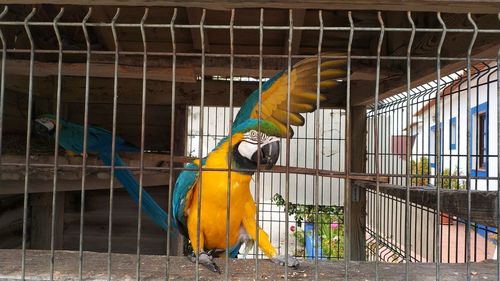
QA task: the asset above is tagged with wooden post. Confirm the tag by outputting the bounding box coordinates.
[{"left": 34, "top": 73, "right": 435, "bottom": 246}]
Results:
[
  {"left": 169, "top": 105, "right": 188, "bottom": 256},
  {"left": 30, "top": 192, "right": 65, "bottom": 250},
  {"left": 346, "top": 106, "right": 367, "bottom": 261}
]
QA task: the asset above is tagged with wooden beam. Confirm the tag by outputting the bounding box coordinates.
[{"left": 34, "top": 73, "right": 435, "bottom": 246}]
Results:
[
  {"left": 90, "top": 7, "right": 121, "bottom": 52},
  {"left": 347, "top": 106, "right": 367, "bottom": 261},
  {"left": 352, "top": 13, "right": 500, "bottom": 106},
  {"left": 3, "top": 59, "right": 197, "bottom": 83},
  {"left": 90, "top": 55, "right": 378, "bottom": 79},
  {"left": 6, "top": 74, "right": 346, "bottom": 108},
  {"left": 0, "top": 173, "right": 169, "bottom": 195},
  {"left": 187, "top": 8, "right": 210, "bottom": 52},
  {"left": 1, "top": 153, "right": 191, "bottom": 170},
  {"left": 2, "top": 56, "right": 383, "bottom": 92},
  {"left": 5, "top": 1, "right": 500, "bottom": 14},
  {"left": 355, "top": 181, "right": 498, "bottom": 228},
  {"left": 0, "top": 153, "right": 183, "bottom": 194}
]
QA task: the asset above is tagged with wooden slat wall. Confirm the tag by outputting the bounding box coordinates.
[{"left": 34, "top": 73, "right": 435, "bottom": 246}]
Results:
[
  {"left": 65, "top": 103, "right": 172, "bottom": 151},
  {"left": 63, "top": 186, "right": 170, "bottom": 255},
  {"left": 0, "top": 195, "right": 27, "bottom": 249}
]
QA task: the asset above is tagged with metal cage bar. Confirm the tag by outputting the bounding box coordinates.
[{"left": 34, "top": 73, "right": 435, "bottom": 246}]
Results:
[{"left": 0, "top": 5, "right": 498, "bottom": 281}]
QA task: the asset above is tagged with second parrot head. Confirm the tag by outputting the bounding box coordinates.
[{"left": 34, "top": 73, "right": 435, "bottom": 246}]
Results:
[
  {"left": 230, "top": 119, "right": 281, "bottom": 170},
  {"left": 34, "top": 114, "right": 58, "bottom": 138}
]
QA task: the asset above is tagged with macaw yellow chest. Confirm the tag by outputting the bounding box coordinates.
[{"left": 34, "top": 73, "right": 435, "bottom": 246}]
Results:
[
  {"left": 187, "top": 169, "right": 254, "bottom": 250},
  {"left": 186, "top": 139, "right": 256, "bottom": 250}
]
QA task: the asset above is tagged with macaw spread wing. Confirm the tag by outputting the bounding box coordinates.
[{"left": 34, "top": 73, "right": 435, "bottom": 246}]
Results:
[{"left": 233, "top": 54, "right": 346, "bottom": 137}]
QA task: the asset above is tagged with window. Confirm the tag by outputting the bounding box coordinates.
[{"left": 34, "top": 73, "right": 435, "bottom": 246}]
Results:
[
  {"left": 471, "top": 102, "right": 488, "bottom": 176},
  {"left": 478, "top": 112, "right": 487, "bottom": 169},
  {"left": 449, "top": 117, "right": 457, "bottom": 150},
  {"left": 429, "top": 123, "right": 443, "bottom": 169},
  {"left": 430, "top": 125, "right": 436, "bottom": 168}
]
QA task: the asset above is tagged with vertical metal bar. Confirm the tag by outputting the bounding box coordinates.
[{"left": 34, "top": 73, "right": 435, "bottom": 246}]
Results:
[
  {"left": 496, "top": 12, "right": 500, "bottom": 281},
  {"left": 136, "top": 8, "right": 149, "bottom": 281},
  {"left": 465, "top": 13, "right": 478, "bottom": 281},
  {"left": 255, "top": 9, "right": 264, "bottom": 278},
  {"left": 314, "top": 10, "right": 324, "bottom": 281},
  {"left": 374, "top": 11, "right": 385, "bottom": 281},
  {"left": 224, "top": 9, "right": 235, "bottom": 281},
  {"left": 0, "top": 6, "right": 7, "bottom": 162},
  {"left": 435, "top": 12, "right": 447, "bottom": 281},
  {"left": 21, "top": 8, "right": 36, "bottom": 280},
  {"left": 79, "top": 8, "right": 92, "bottom": 281},
  {"left": 195, "top": 9, "right": 206, "bottom": 281},
  {"left": 107, "top": 9, "right": 121, "bottom": 281},
  {"left": 50, "top": 8, "right": 64, "bottom": 281},
  {"left": 405, "top": 13, "right": 415, "bottom": 281},
  {"left": 344, "top": 11, "right": 354, "bottom": 280},
  {"left": 166, "top": 8, "right": 177, "bottom": 281},
  {"left": 284, "top": 8, "right": 293, "bottom": 280}
]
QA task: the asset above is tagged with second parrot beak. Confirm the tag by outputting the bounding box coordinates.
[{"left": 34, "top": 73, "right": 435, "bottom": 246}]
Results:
[
  {"left": 251, "top": 140, "right": 280, "bottom": 169},
  {"left": 34, "top": 118, "right": 55, "bottom": 139}
]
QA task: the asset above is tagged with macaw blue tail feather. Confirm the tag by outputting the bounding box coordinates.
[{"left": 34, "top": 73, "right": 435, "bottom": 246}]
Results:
[
  {"left": 100, "top": 151, "right": 169, "bottom": 231},
  {"left": 228, "top": 243, "right": 241, "bottom": 258}
]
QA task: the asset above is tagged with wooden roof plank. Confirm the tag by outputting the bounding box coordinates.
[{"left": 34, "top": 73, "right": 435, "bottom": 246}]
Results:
[{"left": 4, "top": 1, "right": 500, "bottom": 14}]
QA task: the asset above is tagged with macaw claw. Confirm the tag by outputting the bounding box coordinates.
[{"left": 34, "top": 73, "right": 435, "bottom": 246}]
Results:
[
  {"left": 188, "top": 252, "right": 221, "bottom": 274},
  {"left": 271, "top": 255, "right": 300, "bottom": 268}
]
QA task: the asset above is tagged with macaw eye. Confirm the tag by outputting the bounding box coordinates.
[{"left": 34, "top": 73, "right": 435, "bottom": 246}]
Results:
[
  {"left": 250, "top": 130, "right": 258, "bottom": 139},
  {"left": 246, "top": 130, "right": 269, "bottom": 143}
]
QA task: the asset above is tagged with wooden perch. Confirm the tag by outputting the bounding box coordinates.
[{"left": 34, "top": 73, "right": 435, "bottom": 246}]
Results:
[
  {"left": 0, "top": 172, "right": 168, "bottom": 195},
  {"left": 354, "top": 181, "right": 498, "bottom": 228},
  {"left": 269, "top": 166, "right": 390, "bottom": 183},
  {"left": 1, "top": 153, "right": 387, "bottom": 195},
  {"left": 1, "top": 249, "right": 498, "bottom": 280}
]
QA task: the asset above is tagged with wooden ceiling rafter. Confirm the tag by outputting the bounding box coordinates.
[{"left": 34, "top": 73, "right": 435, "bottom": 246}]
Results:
[
  {"left": 186, "top": 7, "right": 210, "bottom": 53},
  {"left": 90, "top": 6, "right": 122, "bottom": 52},
  {"left": 284, "top": 9, "right": 306, "bottom": 55}
]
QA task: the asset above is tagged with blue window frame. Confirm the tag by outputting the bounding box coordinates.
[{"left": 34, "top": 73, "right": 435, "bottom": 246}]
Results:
[
  {"left": 429, "top": 123, "right": 443, "bottom": 169},
  {"left": 471, "top": 102, "right": 488, "bottom": 177},
  {"left": 449, "top": 117, "right": 457, "bottom": 150}
]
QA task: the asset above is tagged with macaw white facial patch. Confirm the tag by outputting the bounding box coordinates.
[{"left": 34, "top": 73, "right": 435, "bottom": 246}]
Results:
[
  {"left": 238, "top": 140, "right": 259, "bottom": 160},
  {"left": 238, "top": 130, "right": 280, "bottom": 160},
  {"left": 35, "top": 118, "right": 55, "bottom": 131}
]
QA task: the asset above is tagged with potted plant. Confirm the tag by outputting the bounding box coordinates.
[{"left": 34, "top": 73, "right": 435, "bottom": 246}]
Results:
[{"left": 272, "top": 193, "right": 344, "bottom": 259}]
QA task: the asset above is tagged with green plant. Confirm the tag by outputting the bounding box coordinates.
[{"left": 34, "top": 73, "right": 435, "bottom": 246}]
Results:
[
  {"left": 272, "top": 193, "right": 344, "bottom": 259},
  {"left": 272, "top": 193, "right": 343, "bottom": 226},
  {"left": 438, "top": 168, "right": 466, "bottom": 190},
  {"left": 292, "top": 228, "right": 305, "bottom": 256},
  {"left": 411, "top": 156, "right": 430, "bottom": 185},
  {"left": 410, "top": 157, "right": 465, "bottom": 189}
]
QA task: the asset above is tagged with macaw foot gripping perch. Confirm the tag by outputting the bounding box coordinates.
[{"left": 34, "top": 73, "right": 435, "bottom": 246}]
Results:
[{"left": 188, "top": 251, "right": 221, "bottom": 274}]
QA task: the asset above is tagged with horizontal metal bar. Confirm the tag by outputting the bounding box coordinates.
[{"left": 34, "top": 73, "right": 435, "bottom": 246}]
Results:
[
  {"left": 0, "top": 48, "right": 496, "bottom": 62},
  {"left": 0, "top": 20, "right": 498, "bottom": 34}
]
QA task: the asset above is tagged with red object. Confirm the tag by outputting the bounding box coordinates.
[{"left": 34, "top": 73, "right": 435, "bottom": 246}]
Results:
[
  {"left": 391, "top": 135, "right": 417, "bottom": 160},
  {"left": 290, "top": 225, "right": 296, "bottom": 232},
  {"left": 440, "top": 213, "right": 452, "bottom": 225}
]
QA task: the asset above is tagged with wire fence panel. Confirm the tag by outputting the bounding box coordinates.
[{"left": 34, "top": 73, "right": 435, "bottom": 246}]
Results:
[
  {"left": 0, "top": 5, "right": 498, "bottom": 281},
  {"left": 366, "top": 62, "right": 499, "bottom": 264}
]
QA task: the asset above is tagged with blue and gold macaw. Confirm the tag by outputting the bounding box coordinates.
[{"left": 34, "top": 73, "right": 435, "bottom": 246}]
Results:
[
  {"left": 33, "top": 115, "right": 169, "bottom": 231},
  {"left": 172, "top": 55, "right": 346, "bottom": 272}
]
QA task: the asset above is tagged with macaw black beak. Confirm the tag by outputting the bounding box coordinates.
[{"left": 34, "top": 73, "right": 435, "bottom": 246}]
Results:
[
  {"left": 34, "top": 120, "right": 54, "bottom": 139},
  {"left": 251, "top": 141, "right": 280, "bottom": 169}
]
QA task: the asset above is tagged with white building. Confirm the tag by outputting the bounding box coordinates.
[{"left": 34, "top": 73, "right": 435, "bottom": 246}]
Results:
[{"left": 412, "top": 62, "right": 498, "bottom": 191}]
